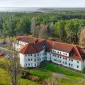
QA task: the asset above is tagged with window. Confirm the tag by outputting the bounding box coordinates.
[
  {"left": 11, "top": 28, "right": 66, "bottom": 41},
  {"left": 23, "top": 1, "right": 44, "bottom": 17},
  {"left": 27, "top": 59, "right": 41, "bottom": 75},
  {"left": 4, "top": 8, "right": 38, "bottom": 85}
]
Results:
[
  {"left": 54, "top": 59, "right": 56, "bottom": 61},
  {"left": 53, "top": 50, "right": 55, "bottom": 52},
  {"left": 71, "top": 59, "right": 73, "bottom": 61},
  {"left": 28, "top": 54, "right": 32, "bottom": 56},
  {"left": 57, "top": 52, "right": 59, "bottom": 53},
  {"left": 31, "top": 59, "right": 32, "bottom": 61},
  {"left": 65, "top": 62, "right": 67, "bottom": 65},
  {"left": 28, "top": 59, "right": 30, "bottom": 61},
  {"left": 37, "top": 54, "right": 39, "bottom": 56},
  {"left": 77, "top": 61, "right": 79, "bottom": 63},
  {"left": 25, "top": 54, "right": 28, "bottom": 56},
  {"left": 69, "top": 59, "right": 70, "bottom": 61},
  {"left": 35, "top": 64, "right": 36, "bottom": 66},
  {"left": 53, "top": 54, "right": 56, "bottom": 57},
  {"left": 34, "top": 58, "right": 36, "bottom": 62},
  {"left": 69, "top": 63, "right": 70, "bottom": 66},
  {"left": 28, "top": 54, "right": 30, "bottom": 56},
  {"left": 60, "top": 56, "right": 61, "bottom": 58},
  {"left": 34, "top": 54, "right": 36, "bottom": 57},
  {"left": 60, "top": 61, "right": 61, "bottom": 63},
  {"left": 26, "top": 64, "right": 27, "bottom": 66},
  {"left": 77, "top": 66, "right": 79, "bottom": 68}
]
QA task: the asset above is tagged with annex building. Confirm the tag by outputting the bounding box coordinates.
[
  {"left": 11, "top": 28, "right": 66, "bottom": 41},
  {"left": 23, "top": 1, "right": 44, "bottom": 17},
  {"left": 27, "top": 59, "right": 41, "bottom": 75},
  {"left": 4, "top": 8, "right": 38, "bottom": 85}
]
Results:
[{"left": 14, "top": 36, "right": 85, "bottom": 71}]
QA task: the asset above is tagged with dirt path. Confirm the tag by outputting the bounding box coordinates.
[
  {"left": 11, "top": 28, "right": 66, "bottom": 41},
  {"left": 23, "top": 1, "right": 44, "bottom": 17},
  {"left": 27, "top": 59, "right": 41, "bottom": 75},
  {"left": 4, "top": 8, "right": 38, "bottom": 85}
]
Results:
[
  {"left": 52, "top": 72, "right": 85, "bottom": 84},
  {"left": 78, "top": 78, "right": 85, "bottom": 84}
]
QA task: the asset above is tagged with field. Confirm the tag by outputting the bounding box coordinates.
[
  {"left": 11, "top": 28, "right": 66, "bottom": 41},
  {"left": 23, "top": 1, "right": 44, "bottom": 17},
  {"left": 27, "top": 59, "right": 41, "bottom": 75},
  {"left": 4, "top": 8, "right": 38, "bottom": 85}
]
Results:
[
  {"left": 0, "top": 57, "right": 40, "bottom": 85},
  {"left": 43, "top": 63, "right": 85, "bottom": 83},
  {"left": 0, "top": 57, "right": 85, "bottom": 85},
  {"left": 29, "top": 69, "right": 52, "bottom": 80}
]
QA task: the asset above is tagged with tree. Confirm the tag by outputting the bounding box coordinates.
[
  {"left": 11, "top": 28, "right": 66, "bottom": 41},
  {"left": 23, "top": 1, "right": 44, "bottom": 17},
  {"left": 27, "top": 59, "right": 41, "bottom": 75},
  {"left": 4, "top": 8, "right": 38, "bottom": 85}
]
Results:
[
  {"left": 65, "top": 20, "right": 75, "bottom": 42},
  {"left": 16, "top": 17, "right": 30, "bottom": 36},
  {"left": 7, "top": 41, "right": 20, "bottom": 85},
  {"left": 79, "top": 27, "right": 85, "bottom": 47},
  {"left": 54, "top": 20, "right": 67, "bottom": 41},
  {"left": 35, "top": 26, "right": 40, "bottom": 37},
  {"left": 39, "top": 24, "right": 48, "bottom": 39},
  {"left": 49, "top": 22, "right": 54, "bottom": 36},
  {"left": 3, "top": 15, "right": 17, "bottom": 38},
  {"left": 30, "top": 17, "right": 36, "bottom": 37}
]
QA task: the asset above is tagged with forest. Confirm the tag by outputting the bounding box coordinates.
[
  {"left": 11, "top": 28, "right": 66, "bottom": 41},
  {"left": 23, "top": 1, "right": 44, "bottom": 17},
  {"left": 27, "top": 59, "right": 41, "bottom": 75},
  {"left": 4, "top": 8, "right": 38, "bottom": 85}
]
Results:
[{"left": 0, "top": 11, "right": 85, "bottom": 44}]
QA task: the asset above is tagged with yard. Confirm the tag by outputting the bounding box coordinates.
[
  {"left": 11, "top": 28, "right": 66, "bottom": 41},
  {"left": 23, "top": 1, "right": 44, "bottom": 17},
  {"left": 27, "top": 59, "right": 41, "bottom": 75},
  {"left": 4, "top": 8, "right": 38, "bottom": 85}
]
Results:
[
  {"left": 0, "top": 57, "right": 85, "bottom": 85},
  {"left": 29, "top": 69, "right": 52, "bottom": 80},
  {"left": 43, "top": 63, "right": 84, "bottom": 82},
  {"left": 0, "top": 57, "right": 40, "bottom": 85}
]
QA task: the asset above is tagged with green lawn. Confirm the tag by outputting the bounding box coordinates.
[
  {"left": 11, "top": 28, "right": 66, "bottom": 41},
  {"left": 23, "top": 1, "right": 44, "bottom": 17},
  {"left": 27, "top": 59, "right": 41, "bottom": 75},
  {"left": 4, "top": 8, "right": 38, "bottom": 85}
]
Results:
[
  {"left": 0, "top": 57, "right": 6, "bottom": 63},
  {"left": 29, "top": 69, "right": 52, "bottom": 80},
  {"left": 0, "top": 68, "right": 11, "bottom": 85},
  {"left": 0, "top": 58, "right": 85, "bottom": 85},
  {"left": 43, "top": 63, "right": 83, "bottom": 81},
  {"left": 0, "top": 57, "right": 40, "bottom": 85},
  {"left": 59, "top": 78, "right": 78, "bottom": 85}
]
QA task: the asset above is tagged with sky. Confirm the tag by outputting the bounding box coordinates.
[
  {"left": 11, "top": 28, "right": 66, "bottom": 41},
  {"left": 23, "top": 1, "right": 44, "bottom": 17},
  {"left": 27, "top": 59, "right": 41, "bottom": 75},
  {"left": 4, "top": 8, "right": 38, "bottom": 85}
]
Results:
[{"left": 0, "top": 0, "right": 85, "bottom": 7}]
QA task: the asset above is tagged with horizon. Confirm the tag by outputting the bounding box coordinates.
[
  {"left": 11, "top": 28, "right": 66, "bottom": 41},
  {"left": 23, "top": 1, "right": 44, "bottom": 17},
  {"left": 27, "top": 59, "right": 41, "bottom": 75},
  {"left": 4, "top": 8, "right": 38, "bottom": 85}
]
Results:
[{"left": 0, "top": 7, "right": 85, "bottom": 12}]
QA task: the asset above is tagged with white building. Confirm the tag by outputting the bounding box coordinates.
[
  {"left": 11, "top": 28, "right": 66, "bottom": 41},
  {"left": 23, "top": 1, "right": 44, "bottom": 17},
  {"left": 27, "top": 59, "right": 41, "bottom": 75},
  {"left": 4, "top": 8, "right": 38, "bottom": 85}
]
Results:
[{"left": 14, "top": 36, "right": 85, "bottom": 71}]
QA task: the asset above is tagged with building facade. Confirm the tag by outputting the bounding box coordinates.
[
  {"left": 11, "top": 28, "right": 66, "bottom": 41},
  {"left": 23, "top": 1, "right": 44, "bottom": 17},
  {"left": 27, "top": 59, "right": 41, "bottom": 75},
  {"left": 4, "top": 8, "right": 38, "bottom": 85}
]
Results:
[{"left": 14, "top": 36, "right": 85, "bottom": 71}]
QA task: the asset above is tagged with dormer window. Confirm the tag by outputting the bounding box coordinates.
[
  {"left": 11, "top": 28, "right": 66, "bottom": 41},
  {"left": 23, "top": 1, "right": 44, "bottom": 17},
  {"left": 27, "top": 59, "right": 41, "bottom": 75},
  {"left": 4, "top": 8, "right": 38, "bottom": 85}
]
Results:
[
  {"left": 57, "top": 52, "right": 59, "bottom": 53},
  {"left": 71, "top": 59, "right": 73, "bottom": 61},
  {"left": 77, "top": 61, "right": 79, "bottom": 63},
  {"left": 53, "top": 54, "right": 56, "bottom": 57}
]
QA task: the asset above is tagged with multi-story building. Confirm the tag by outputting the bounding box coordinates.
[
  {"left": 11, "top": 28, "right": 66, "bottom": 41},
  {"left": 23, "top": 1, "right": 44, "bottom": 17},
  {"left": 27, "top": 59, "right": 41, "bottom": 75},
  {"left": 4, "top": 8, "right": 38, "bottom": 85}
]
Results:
[{"left": 14, "top": 36, "right": 85, "bottom": 71}]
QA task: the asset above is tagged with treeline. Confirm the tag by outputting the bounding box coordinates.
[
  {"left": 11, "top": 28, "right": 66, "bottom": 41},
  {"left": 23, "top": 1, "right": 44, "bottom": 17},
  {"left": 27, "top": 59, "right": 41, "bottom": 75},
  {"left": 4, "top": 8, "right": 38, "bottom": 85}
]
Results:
[
  {"left": 0, "top": 12, "right": 85, "bottom": 43},
  {"left": 54, "top": 19, "right": 85, "bottom": 43}
]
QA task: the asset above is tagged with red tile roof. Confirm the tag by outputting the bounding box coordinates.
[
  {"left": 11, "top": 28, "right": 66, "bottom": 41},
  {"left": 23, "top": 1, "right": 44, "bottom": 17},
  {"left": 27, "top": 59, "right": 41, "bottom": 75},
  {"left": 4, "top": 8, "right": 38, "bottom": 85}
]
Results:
[
  {"left": 19, "top": 43, "right": 44, "bottom": 54},
  {"left": 16, "top": 36, "right": 35, "bottom": 43},
  {"left": 17, "top": 36, "right": 85, "bottom": 61}
]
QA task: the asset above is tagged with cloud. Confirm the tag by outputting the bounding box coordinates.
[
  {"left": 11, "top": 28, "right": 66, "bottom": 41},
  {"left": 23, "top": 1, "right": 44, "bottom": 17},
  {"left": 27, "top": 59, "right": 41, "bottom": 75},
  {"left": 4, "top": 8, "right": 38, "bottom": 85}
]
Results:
[
  {"left": 11, "top": 0, "right": 85, "bottom": 7},
  {"left": 0, "top": 0, "right": 85, "bottom": 7},
  {"left": 0, "top": 0, "right": 12, "bottom": 7}
]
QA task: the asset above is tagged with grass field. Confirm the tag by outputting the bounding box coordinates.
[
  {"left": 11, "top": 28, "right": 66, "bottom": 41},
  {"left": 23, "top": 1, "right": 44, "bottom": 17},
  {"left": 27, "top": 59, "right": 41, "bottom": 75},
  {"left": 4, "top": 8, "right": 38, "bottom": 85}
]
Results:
[
  {"left": 0, "top": 57, "right": 85, "bottom": 85},
  {"left": 29, "top": 69, "right": 52, "bottom": 80},
  {"left": 0, "top": 57, "right": 40, "bottom": 85},
  {"left": 43, "top": 63, "right": 83, "bottom": 81}
]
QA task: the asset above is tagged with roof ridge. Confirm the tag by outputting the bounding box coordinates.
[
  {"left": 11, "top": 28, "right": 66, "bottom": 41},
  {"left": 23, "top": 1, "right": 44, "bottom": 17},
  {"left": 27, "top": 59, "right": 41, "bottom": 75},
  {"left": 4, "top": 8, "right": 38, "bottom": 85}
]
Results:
[
  {"left": 74, "top": 45, "right": 83, "bottom": 61},
  {"left": 30, "top": 44, "right": 37, "bottom": 53}
]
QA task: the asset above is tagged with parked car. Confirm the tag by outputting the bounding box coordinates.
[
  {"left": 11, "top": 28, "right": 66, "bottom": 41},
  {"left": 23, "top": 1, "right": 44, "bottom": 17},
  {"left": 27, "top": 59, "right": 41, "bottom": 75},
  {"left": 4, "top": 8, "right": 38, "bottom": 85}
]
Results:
[{"left": 0, "top": 51, "right": 4, "bottom": 56}]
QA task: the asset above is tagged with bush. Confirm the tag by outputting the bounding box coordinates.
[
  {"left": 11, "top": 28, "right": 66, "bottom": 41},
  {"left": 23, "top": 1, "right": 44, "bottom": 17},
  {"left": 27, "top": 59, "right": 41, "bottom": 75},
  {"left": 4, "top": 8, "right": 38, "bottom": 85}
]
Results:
[
  {"left": 28, "top": 75, "right": 40, "bottom": 82},
  {"left": 20, "top": 70, "right": 32, "bottom": 78}
]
